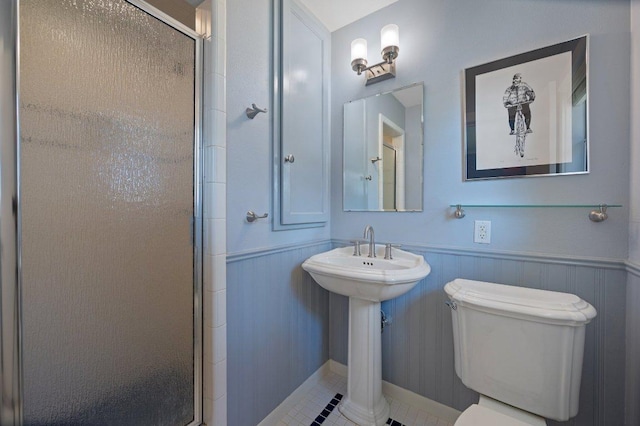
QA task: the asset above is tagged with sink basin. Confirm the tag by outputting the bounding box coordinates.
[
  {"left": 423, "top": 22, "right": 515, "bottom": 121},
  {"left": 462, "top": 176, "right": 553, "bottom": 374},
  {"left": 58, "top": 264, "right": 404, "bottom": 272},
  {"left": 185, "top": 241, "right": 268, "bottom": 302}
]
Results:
[
  {"left": 301, "top": 245, "right": 431, "bottom": 302},
  {"left": 302, "top": 245, "right": 431, "bottom": 426},
  {"left": 303, "top": 243, "right": 431, "bottom": 425}
]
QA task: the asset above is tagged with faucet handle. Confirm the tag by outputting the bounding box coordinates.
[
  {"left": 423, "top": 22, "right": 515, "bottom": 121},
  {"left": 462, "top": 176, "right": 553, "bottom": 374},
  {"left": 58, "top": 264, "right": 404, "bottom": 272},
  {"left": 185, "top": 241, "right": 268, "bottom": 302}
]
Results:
[
  {"left": 384, "top": 243, "right": 402, "bottom": 260},
  {"left": 350, "top": 240, "right": 365, "bottom": 256}
]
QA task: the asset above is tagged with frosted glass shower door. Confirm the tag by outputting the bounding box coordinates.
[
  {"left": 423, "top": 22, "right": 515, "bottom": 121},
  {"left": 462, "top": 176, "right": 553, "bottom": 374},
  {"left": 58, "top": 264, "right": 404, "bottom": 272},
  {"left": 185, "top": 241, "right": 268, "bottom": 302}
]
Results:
[{"left": 19, "top": 0, "right": 201, "bottom": 424}]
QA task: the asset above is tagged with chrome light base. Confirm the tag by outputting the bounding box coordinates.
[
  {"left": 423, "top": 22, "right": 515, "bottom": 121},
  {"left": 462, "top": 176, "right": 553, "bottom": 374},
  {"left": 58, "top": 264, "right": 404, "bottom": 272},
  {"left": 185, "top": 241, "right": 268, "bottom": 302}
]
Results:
[
  {"left": 351, "top": 58, "right": 368, "bottom": 74},
  {"left": 364, "top": 61, "right": 396, "bottom": 86}
]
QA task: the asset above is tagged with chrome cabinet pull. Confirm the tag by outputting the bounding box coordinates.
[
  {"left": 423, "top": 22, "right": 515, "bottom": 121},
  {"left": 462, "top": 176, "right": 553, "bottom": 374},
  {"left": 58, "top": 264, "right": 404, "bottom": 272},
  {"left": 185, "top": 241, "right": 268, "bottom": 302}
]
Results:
[{"left": 284, "top": 154, "right": 295, "bottom": 163}]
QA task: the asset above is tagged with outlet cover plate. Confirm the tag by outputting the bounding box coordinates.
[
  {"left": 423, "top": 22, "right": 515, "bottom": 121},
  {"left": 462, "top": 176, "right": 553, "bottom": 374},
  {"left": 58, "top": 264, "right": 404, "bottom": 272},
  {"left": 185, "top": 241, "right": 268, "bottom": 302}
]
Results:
[{"left": 474, "top": 220, "right": 491, "bottom": 244}]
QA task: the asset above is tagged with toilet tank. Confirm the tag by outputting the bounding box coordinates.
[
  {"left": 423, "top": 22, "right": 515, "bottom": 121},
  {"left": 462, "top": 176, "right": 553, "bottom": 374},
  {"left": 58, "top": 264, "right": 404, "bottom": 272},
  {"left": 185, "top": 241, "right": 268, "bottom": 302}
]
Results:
[{"left": 444, "top": 279, "right": 596, "bottom": 422}]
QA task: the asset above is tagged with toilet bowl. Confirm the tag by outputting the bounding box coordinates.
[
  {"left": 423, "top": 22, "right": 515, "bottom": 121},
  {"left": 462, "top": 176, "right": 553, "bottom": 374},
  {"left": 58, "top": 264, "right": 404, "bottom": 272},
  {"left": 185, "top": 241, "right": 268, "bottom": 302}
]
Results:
[{"left": 444, "top": 279, "right": 596, "bottom": 425}]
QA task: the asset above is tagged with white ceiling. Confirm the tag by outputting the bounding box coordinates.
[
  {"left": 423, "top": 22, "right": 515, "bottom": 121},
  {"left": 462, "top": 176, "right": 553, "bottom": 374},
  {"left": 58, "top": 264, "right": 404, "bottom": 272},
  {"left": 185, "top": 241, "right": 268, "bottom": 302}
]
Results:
[
  {"left": 185, "top": 0, "right": 398, "bottom": 32},
  {"left": 298, "top": 0, "right": 399, "bottom": 32},
  {"left": 185, "top": 0, "right": 398, "bottom": 33},
  {"left": 392, "top": 85, "right": 422, "bottom": 108}
]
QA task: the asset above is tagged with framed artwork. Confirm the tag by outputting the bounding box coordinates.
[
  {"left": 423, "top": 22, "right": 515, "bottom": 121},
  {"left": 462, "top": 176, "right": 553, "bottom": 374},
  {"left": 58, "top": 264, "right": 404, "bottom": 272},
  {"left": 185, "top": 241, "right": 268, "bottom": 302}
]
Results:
[{"left": 464, "top": 36, "right": 589, "bottom": 180}]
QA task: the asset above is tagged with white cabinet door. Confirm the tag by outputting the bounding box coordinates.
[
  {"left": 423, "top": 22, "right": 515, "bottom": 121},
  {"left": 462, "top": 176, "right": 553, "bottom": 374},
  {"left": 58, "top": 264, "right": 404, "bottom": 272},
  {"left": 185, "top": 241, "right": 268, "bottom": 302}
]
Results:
[{"left": 279, "top": 0, "right": 329, "bottom": 226}]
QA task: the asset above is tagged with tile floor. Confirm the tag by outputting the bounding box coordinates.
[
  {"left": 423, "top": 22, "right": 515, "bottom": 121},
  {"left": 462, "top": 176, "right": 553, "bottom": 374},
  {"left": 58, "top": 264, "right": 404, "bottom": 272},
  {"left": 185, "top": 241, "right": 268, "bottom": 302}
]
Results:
[{"left": 276, "top": 371, "right": 455, "bottom": 426}]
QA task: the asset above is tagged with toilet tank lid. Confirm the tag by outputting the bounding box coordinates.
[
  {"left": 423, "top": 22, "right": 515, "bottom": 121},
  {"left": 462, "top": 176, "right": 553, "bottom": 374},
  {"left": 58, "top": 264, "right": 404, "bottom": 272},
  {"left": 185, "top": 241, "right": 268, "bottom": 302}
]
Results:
[{"left": 444, "top": 279, "right": 597, "bottom": 325}]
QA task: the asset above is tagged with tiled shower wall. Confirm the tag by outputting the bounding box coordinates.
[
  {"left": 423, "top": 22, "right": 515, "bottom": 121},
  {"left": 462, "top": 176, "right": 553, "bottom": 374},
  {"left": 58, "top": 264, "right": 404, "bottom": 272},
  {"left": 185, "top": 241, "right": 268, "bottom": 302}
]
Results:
[{"left": 199, "top": 0, "right": 228, "bottom": 424}]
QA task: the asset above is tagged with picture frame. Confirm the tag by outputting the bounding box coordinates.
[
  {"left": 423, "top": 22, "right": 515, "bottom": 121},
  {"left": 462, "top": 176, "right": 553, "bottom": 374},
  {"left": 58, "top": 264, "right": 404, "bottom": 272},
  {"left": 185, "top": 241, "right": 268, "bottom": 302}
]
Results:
[{"left": 464, "top": 36, "right": 589, "bottom": 180}]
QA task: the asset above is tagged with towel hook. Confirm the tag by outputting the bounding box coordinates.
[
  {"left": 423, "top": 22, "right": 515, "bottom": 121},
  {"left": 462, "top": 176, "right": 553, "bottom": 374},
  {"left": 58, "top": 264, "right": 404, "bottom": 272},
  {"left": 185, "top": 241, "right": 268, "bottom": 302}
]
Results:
[
  {"left": 246, "top": 103, "right": 268, "bottom": 119},
  {"left": 246, "top": 211, "right": 268, "bottom": 222}
]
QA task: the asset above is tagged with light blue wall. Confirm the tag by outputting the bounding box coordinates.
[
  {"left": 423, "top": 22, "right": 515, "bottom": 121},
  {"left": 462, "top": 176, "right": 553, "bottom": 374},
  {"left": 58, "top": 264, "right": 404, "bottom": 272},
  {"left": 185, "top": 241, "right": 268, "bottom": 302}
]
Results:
[
  {"left": 226, "top": 2, "right": 332, "bottom": 424},
  {"left": 226, "top": 242, "right": 331, "bottom": 426},
  {"left": 627, "top": 2, "right": 640, "bottom": 425},
  {"left": 225, "top": 0, "right": 638, "bottom": 425},
  {"left": 626, "top": 269, "right": 640, "bottom": 426},
  {"left": 631, "top": 0, "right": 640, "bottom": 264},
  {"left": 330, "top": 0, "right": 630, "bottom": 259},
  {"left": 329, "top": 245, "right": 627, "bottom": 425},
  {"left": 328, "top": 1, "right": 634, "bottom": 425},
  {"left": 226, "top": 0, "right": 330, "bottom": 255}
]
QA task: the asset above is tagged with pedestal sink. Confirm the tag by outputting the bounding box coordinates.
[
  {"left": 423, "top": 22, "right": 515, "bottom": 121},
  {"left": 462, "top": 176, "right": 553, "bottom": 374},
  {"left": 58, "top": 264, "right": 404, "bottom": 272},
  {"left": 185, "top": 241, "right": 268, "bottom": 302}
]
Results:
[{"left": 302, "top": 244, "right": 431, "bottom": 426}]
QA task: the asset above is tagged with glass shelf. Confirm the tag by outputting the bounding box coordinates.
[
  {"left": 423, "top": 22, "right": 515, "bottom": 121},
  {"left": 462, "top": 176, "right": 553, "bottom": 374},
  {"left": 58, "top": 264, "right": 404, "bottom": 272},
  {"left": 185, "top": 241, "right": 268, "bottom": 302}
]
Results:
[
  {"left": 449, "top": 204, "right": 622, "bottom": 208},
  {"left": 449, "top": 204, "right": 620, "bottom": 222}
]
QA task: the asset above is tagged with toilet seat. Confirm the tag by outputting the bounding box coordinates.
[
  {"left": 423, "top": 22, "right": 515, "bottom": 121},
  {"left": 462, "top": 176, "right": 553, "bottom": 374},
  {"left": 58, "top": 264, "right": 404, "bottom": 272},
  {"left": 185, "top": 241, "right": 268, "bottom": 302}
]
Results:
[{"left": 455, "top": 404, "right": 541, "bottom": 426}]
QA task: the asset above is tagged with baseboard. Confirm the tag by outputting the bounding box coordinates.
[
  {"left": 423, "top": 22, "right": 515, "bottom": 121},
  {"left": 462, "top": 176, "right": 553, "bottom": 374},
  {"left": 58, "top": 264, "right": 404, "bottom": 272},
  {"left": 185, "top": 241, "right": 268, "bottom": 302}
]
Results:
[
  {"left": 328, "top": 360, "right": 461, "bottom": 423},
  {"left": 257, "top": 361, "right": 332, "bottom": 426}
]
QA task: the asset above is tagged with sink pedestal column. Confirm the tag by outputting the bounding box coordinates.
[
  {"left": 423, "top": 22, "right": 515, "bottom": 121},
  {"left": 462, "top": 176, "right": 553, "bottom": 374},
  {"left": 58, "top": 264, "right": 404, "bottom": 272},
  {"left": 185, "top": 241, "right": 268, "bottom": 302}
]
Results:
[{"left": 339, "top": 297, "right": 390, "bottom": 426}]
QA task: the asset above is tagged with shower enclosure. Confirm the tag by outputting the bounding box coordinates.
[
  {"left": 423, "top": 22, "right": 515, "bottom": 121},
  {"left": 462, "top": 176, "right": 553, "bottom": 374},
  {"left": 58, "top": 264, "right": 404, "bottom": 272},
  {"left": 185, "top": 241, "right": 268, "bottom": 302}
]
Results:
[{"left": 1, "top": 0, "right": 203, "bottom": 424}]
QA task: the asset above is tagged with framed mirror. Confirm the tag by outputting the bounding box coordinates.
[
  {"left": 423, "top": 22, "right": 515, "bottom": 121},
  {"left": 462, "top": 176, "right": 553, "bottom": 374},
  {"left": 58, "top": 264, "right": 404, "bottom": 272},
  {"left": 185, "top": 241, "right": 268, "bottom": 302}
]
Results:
[{"left": 343, "top": 82, "right": 424, "bottom": 212}]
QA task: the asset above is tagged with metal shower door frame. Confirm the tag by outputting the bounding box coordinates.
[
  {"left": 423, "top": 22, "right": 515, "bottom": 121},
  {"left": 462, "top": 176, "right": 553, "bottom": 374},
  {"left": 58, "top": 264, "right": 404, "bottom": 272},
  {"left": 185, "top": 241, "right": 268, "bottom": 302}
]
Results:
[{"left": 0, "top": 1, "right": 204, "bottom": 424}]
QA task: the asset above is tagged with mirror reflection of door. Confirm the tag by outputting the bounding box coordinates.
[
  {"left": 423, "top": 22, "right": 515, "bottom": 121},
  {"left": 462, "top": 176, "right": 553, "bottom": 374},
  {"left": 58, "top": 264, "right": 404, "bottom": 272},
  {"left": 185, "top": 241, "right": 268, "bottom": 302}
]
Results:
[
  {"left": 379, "top": 114, "right": 405, "bottom": 211},
  {"left": 343, "top": 82, "right": 423, "bottom": 212},
  {"left": 382, "top": 144, "right": 397, "bottom": 210}
]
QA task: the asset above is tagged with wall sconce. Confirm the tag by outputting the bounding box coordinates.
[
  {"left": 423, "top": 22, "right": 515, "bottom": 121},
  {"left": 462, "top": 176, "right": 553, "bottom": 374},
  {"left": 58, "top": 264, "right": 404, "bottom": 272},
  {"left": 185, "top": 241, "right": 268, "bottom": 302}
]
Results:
[{"left": 351, "top": 24, "right": 399, "bottom": 86}]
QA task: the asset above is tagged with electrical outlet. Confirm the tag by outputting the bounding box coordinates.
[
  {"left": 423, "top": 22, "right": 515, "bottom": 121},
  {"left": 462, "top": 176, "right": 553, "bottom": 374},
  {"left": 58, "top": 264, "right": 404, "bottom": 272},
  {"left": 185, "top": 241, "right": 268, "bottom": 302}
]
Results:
[{"left": 474, "top": 220, "right": 491, "bottom": 244}]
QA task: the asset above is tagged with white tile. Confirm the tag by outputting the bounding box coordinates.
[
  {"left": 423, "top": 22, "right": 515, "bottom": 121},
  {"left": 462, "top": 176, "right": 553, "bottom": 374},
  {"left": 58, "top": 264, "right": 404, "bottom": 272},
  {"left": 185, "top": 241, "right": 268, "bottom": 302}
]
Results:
[
  {"left": 203, "top": 396, "right": 214, "bottom": 424},
  {"left": 213, "top": 253, "right": 228, "bottom": 291},
  {"left": 212, "top": 323, "right": 227, "bottom": 364},
  {"left": 203, "top": 145, "right": 214, "bottom": 182},
  {"left": 203, "top": 255, "right": 213, "bottom": 292},
  {"left": 212, "top": 109, "right": 227, "bottom": 148},
  {"left": 212, "top": 393, "right": 227, "bottom": 425},
  {"left": 212, "top": 73, "right": 226, "bottom": 112},
  {"left": 204, "top": 253, "right": 227, "bottom": 292},
  {"left": 203, "top": 358, "right": 212, "bottom": 397},
  {"left": 212, "top": 358, "right": 227, "bottom": 400},
  {"left": 204, "top": 218, "right": 226, "bottom": 255},
  {"left": 212, "top": 35, "right": 227, "bottom": 77},
  {"left": 271, "top": 369, "right": 457, "bottom": 426},
  {"left": 204, "top": 108, "right": 227, "bottom": 148},
  {"left": 202, "top": 109, "right": 213, "bottom": 147},
  {"left": 204, "top": 146, "right": 226, "bottom": 183},
  {"left": 203, "top": 73, "right": 215, "bottom": 112},
  {"left": 203, "top": 323, "right": 212, "bottom": 363},
  {"left": 204, "top": 290, "right": 213, "bottom": 329},
  {"left": 212, "top": 218, "right": 226, "bottom": 254},
  {"left": 213, "top": 0, "right": 227, "bottom": 40},
  {"left": 213, "top": 289, "right": 226, "bottom": 327},
  {"left": 204, "top": 182, "right": 226, "bottom": 219}
]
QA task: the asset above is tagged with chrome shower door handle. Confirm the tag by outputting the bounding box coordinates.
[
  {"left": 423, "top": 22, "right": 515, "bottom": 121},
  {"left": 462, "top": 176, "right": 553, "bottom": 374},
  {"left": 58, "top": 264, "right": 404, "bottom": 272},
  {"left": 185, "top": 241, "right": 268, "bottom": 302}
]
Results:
[{"left": 284, "top": 154, "right": 295, "bottom": 163}]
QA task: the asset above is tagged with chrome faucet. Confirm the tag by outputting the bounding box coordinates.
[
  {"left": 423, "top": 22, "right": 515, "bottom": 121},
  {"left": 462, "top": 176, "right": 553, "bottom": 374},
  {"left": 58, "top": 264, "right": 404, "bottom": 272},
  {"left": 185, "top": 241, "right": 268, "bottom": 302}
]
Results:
[{"left": 363, "top": 225, "right": 376, "bottom": 258}]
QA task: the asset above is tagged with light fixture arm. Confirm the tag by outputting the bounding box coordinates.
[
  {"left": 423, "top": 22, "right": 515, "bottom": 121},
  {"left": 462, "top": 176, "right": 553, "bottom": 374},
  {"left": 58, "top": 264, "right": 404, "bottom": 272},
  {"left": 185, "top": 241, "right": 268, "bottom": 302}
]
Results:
[{"left": 355, "top": 57, "right": 397, "bottom": 85}]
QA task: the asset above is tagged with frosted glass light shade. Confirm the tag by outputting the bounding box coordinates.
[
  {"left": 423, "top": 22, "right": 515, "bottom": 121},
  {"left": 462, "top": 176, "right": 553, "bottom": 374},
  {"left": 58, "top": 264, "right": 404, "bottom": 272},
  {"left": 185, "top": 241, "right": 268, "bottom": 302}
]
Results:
[
  {"left": 351, "top": 38, "right": 368, "bottom": 62},
  {"left": 381, "top": 24, "right": 399, "bottom": 49}
]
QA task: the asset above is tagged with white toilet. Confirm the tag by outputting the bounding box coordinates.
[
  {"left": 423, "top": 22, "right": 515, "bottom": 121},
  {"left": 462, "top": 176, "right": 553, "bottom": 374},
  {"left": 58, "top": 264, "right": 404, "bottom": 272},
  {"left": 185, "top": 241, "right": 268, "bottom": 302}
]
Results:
[{"left": 444, "top": 278, "right": 597, "bottom": 425}]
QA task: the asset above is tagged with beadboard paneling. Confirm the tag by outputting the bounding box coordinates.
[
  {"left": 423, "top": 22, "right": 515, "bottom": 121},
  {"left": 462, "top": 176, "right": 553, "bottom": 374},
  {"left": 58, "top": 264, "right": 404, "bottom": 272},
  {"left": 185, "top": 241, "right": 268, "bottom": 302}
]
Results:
[
  {"left": 329, "top": 246, "right": 627, "bottom": 426},
  {"left": 626, "top": 266, "right": 640, "bottom": 426},
  {"left": 227, "top": 241, "right": 331, "bottom": 426}
]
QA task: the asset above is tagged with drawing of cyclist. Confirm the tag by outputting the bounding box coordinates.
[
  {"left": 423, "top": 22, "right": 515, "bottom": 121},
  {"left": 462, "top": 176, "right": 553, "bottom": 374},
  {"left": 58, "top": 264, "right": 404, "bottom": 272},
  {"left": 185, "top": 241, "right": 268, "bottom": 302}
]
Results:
[{"left": 502, "top": 73, "right": 535, "bottom": 135}]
